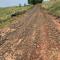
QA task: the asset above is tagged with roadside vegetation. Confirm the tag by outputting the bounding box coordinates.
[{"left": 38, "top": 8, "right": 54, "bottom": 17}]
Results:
[
  {"left": 42, "top": 0, "right": 60, "bottom": 17},
  {"left": 48, "top": 1, "right": 60, "bottom": 16},
  {"left": 0, "top": 5, "right": 32, "bottom": 28}
]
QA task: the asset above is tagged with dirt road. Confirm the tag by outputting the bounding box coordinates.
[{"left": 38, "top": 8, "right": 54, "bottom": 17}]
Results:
[{"left": 0, "top": 5, "right": 60, "bottom": 60}]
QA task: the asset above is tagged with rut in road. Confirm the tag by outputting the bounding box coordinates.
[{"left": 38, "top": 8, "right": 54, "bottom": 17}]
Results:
[{"left": 0, "top": 5, "right": 60, "bottom": 60}]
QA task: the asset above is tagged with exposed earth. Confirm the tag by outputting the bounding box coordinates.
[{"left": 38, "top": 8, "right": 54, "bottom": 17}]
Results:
[{"left": 0, "top": 5, "right": 60, "bottom": 60}]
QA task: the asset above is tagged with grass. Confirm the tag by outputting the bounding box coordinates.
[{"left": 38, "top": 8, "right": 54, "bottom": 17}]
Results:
[
  {"left": 42, "top": 1, "right": 60, "bottom": 16},
  {"left": 0, "top": 5, "right": 32, "bottom": 28},
  {"left": 48, "top": 1, "right": 60, "bottom": 16}
]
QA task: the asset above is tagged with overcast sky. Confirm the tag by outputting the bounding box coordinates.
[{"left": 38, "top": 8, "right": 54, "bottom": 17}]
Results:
[{"left": 0, "top": 0, "right": 48, "bottom": 7}]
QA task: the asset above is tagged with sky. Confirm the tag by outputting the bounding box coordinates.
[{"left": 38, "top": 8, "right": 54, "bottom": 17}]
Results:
[
  {"left": 0, "top": 0, "right": 48, "bottom": 7},
  {"left": 0, "top": 0, "right": 28, "bottom": 7}
]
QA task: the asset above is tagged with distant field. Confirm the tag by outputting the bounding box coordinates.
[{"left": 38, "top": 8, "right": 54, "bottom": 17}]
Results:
[{"left": 0, "top": 5, "right": 32, "bottom": 28}]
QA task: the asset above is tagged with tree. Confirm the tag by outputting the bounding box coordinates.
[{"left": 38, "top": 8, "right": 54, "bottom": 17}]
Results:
[
  {"left": 24, "top": 3, "right": 26, "bottom": 6},
  {"left": 28, "top": 0, "right": 32, "bottom": 4},
  {"left": 28, "top": 0, "right": 43, "bottom": 5},
  {"left": 19, "top": 4, "right": 21, "bottom": 7}
]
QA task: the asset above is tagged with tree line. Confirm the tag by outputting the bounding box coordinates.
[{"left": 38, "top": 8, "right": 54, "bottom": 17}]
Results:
[{"left": 28, "top": 0, "right": 43, "bottom": 5}]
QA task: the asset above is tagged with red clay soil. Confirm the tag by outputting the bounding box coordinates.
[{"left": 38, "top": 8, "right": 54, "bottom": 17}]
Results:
[{"left": 0, "top": 5, "right": 60, "bottom": 60}]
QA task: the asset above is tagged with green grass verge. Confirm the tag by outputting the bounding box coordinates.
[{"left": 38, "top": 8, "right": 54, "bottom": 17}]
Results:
[{"left": 0, "top": 5, "right": 32, "bottom": 28}]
